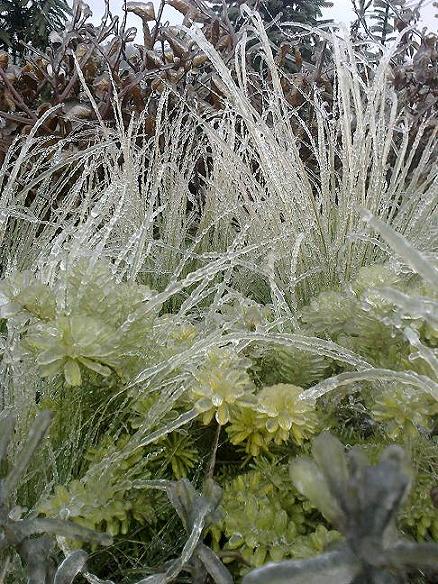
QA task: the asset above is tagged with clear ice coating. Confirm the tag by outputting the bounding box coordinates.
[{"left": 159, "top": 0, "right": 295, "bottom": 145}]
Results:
[
  {"left": 0, "top": 410, "right": 112, "bottom": 583},
  {"left": 129, "top": 478, "right": 232, "bottom": 584}
]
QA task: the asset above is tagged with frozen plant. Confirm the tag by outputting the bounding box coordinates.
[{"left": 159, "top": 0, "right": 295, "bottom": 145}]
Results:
[
  {"left": 226, "top": 383, "right": 319, "bottom": 456},
  {"left": 243, "top": 432, "right": 438, "bottom": 584},
  {"left": 190, "top": 348, "right": 256, "bottom": 426},
  {"left": 211, "top": 462, "right": 340, "bottom": 572},
  {"left": 298, "top": 214, "right": 438, "bottom": 420},
  {"left": 0, "top": 410, "right": 112, "bottom": 583},
  {"left": 132, "top": 478, "right": 233, "bottom": 584}
]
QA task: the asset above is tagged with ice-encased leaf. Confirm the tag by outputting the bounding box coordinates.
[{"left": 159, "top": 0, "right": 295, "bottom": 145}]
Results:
[
  {"left": 166, "top": 478, "right": 197, "bottom": 530},
  {"left": 242, "top": 549, "right": 360, "bottom": 584},
  {"left": 54, "top": 550, "right": 88, "bottom": 584},
  {"left": 126, "top": 1, "right": 156, "bottom": 20},
  {"left": 16, "top": 518, "right": 112, "bottom": 546},
  {"left": 289, "top": 458, "right": 342, "bottom": 525},
  {"left": 311, "top": 433, "right": 349, "bottom": 511},
  {"left": 203, "top": 478, "right": 223, "bottom": 511},
  {"left": 196, "top": 543, "right": 233, "bottom": 584},
  {"left": 353, "top": 446, "right": 410, "bottom": 538}
]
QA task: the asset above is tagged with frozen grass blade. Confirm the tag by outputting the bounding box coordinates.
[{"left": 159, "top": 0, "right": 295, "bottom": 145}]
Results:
[
  {"left": 300, "top": 369, "right": 438, "bottom": 401},
  {"left": 3, "top": 410, "right": 53, "bottom": 500},
  {"left": 360, "top": 210, "right": 438, "bottom": 289}
]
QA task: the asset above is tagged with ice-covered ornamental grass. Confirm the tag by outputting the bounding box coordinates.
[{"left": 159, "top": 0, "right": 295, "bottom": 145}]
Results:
[{"left": 0, "top": 11, "right": 437, "bottom": 583}]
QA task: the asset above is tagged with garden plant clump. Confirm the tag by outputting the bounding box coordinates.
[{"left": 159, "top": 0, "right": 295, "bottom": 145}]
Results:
[{"left": 0, "top": 0, "right": 437, "bottom": 582}]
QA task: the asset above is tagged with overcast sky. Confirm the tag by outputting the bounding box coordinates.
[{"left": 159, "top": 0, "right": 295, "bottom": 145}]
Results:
[{"left": 81, "top": 0, "right": 437, "bottom": 37}]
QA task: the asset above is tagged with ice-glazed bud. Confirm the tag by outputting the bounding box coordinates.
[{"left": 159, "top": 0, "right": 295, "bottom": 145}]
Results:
[
  {"left": 26, "top": 315, "right": 117, "bottom": 385},
  {"left": 190, "top": 348, "right": 256, "bottom": 425},
  {"left": 256, "top": 384, "right": 319, "bottom": 446}
]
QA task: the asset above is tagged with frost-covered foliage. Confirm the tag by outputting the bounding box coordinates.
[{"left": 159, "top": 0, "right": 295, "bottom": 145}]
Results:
[
  {"left": 243, "top": 433, "right": 438, "bottom": 584},
  {"left": 0, "top": 410, "right": 111, "bottom": 582},
  {"left": 0, "top": 8, "right": 437, "bottom": 583},
  {"left": 133, "top": 478, "right": 233, "bottom": 584}
]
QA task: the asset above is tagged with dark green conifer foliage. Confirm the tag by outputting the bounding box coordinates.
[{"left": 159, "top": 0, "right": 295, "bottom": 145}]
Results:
[
  {"left": 0, "top": 0, "right": 70, "bottom": 60},
  {"left": 209, "top": 0, "right": 333, "bottom": 66},
  {"left": 210, "top": 0, "right": 332, "bottom": 30},
  {"left": 351, "top": 0, "right": 422, "bottom": 46}
]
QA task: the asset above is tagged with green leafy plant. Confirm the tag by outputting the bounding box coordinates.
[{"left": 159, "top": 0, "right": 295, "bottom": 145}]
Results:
[
  {"left": 0, "top": 0, "right": 70, "bottom": 58},
  {"left": 244, "top": 432, "right": 438, "bottom": 583},
  {"left": 152, "top": 431, "right": 200, "bottom": 480},
  {"left": 402, "top": 471, "right": 438, "bottom": 542},
  {"left": 370, "top": 385, "right": 438, "bottom": 440},
  {"left": 212, "top": 462, "right": 340, "bottom": 572},
  {"left": 39, "top": 432, "right": 157, "bottom": 537}
]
